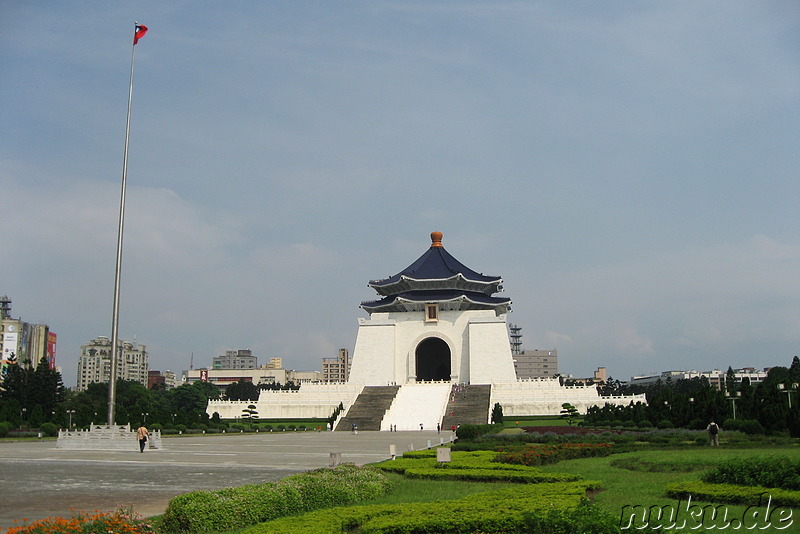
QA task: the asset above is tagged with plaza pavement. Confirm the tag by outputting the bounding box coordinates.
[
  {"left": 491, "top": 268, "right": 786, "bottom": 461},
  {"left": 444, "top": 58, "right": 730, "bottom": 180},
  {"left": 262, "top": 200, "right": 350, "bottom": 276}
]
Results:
[{"left": 0, "top": 430, "right": 451, "bottom": 529}]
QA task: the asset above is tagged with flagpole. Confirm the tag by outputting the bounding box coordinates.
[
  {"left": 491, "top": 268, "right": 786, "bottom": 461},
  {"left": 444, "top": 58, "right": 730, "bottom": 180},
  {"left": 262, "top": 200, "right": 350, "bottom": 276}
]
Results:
[{"left": 108, "top": 22, "right": 140, "bottom": 425}]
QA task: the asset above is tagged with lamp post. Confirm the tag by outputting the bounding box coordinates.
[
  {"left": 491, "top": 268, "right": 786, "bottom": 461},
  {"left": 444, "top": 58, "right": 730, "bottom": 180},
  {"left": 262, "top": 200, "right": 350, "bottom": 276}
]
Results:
[
  {"left": 141, "top": 412, "right": 148, "bottom": 424},
  {"left": 726, "top": 392, "right": 741, "bottom": 420},
  {"left": 67, "top": 409, "right": 76, "bottom": 428},
  {"left": 778, "top": 383, "right": 798, "bottom": 409}
]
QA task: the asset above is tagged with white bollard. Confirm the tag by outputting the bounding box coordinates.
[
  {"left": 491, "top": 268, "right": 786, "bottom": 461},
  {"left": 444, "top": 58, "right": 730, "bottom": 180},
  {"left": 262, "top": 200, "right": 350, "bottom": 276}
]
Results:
[{"left": 389, "top": 444, "right": 396, "bottom": 460}]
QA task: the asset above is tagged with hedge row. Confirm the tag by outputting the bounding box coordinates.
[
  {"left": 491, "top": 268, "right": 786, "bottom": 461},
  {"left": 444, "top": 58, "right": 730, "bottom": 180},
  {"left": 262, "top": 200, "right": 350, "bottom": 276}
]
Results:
[
  {"left": 161, "top": 464, "right": 390, "bottom": 533},
  {"left": 666, "top": 481, "right": 800, "bottom": 508},
  {"left": 701, "top": 456, "right": 800, "bottom": 491},
  {"left": 493, "top": 442, "right": 613, "bottom": 467},
  {"left": 402, "top": 467, "right": 582, "bottom": 484},
  {"left": 241, "top": 482, "right": 616, "bottom": 534}
]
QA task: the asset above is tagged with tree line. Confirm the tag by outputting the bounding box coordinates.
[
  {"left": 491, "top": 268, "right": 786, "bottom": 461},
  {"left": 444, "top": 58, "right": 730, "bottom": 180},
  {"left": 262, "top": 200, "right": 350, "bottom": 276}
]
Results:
[
  {"left": 584, "top": 356, "right": 800, "bottom": 436},
  {"left": 0, "top": 363, "right": 306, "bottom": 432}
]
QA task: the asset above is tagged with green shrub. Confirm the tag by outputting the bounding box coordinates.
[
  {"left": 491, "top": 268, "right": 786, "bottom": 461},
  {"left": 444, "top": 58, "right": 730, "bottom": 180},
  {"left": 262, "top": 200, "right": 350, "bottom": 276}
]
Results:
[
  {"left": 493, "top": 442, "right": 612, "bottom": 467},
  {"left": 39, "top": 422, "right": 57, "bottom": 437},
  {"left": 701, "top": 456, "right": 800, "bottom": 490},
  {"left": 657, "top": 419, "right": 674, "bottom": 429},
  {"left": 455, "top": 423, "right": 502, "bottom": 440},
  {"left": 722, "top": 418, "right": 765, "bottom": 435},
  {"left": 242, "top": 482, "right": 599, "bottom": 534},
  {"left": 161, "top": 464, "right": 390, "bottom": 533},
  {"left": 0, "top": 422, "right": 11, "bottom": 437}
]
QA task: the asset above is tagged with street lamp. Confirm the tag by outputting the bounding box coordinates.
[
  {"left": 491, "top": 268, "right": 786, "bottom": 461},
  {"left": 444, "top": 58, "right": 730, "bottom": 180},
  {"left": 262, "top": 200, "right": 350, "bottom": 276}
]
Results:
[
  {"left": 141, "top": 412, "right": 148, "bottom": 424},
  {"left": 67, "top": 409, "right": 76, "bottom": 428},
  {"left": 778, "top": 383, "right": 798, "bottom": 409},
  {"left": 726, "top": 392, "right": 741, "bottom": 420}
]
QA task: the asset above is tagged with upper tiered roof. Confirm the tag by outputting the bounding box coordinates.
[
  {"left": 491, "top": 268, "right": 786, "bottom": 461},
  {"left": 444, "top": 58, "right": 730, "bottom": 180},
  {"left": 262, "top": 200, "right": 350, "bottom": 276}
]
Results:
[{"left": 361, "top": 231, "right": 511, "bottom": 315}]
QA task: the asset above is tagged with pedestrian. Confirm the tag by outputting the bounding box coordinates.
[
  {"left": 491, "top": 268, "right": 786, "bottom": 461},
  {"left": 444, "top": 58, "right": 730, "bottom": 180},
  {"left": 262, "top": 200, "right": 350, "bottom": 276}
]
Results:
[
  {"left": 136, "top": 424, "right": 149, "bottom": 453},
  {"left": 419, "top": 423, "right": 423, "bottom": 431},
  {"left": 436, "top": 423, "right": 440, "bottom": 434},
  {"left": 706, "top": 420, "right": 720, "bottom": 446}
]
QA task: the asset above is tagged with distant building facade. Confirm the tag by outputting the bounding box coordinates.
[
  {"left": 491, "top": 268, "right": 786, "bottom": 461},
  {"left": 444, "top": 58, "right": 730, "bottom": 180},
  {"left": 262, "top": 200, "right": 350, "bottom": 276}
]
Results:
[
  {"left": 77, "top": 336, "right": 149, "bottom": 390},
  {"left": 628, "top": 368, "right": 769, "bottom": 391},
  {"left": 322, "top": 348, "right": 351, "bottom": 383},
  {"left": 183, "top": 358, "right": 319, "bottom": 393},
  {"left": 0, "top": 296, "right": 56, "bottom": 377},
  {"left": 513, "top": 349, "right": 558, "bottom": 379},
  {"left": 213, "top": 349, "right": 257, "bottom": 370},
  {"left": 148, "top": 369, "right": 178, "bottom": 389}
]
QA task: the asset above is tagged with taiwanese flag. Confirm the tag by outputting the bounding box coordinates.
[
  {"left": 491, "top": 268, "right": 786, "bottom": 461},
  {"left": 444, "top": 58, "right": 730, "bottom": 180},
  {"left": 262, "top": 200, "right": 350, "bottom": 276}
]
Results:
[{"left": 134, "top": 24, "right": 148, "bottom": 45}]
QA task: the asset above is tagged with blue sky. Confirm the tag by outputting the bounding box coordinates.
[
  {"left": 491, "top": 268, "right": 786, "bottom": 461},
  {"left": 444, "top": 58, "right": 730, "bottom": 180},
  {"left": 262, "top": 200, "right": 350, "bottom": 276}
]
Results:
[{"left": 2, "top": 2, "right": 799, "bottom": 387}]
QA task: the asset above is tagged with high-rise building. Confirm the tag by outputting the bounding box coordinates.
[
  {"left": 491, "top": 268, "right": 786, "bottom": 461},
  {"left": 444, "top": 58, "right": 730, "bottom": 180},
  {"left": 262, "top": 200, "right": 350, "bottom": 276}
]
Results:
[
  {"left": 212, "top": 349, "right": 257, "bottom": 369},
  {"left": 0, "top": 296, "right": 56, "bottom": 377},
  {"left": 321, "top": 349, "right": 351, "bottom": 383},
  {"left": 77, "top": 336, "right": 149, "bottom": 390}
]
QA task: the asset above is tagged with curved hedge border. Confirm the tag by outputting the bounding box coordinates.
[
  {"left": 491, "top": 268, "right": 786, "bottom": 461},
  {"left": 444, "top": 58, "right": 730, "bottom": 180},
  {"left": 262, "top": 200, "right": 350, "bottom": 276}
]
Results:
[
  {"left": 402, "top": 467, "right": 582, "bottom": 483},
  {"left": 240, "top": 482, "right": 615, "bottom": 534},
  {"left": 666, "top": 481, "right": 800, "bottom": 508},
  {"left": 161, "top": 464, "right": 390, "bottom": 533}
]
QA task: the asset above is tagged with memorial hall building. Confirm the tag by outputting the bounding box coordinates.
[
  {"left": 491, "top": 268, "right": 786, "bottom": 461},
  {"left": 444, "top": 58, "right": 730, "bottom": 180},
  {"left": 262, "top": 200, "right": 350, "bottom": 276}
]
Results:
[{"left": 207, "top": 232, "right": 644, "bottom": 429}]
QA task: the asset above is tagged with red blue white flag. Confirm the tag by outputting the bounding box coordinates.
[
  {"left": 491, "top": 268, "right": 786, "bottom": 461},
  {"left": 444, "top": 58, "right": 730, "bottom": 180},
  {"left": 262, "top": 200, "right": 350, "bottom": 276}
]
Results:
[{"left": 134, "top": 24, "right": 148, "bottom": 45}]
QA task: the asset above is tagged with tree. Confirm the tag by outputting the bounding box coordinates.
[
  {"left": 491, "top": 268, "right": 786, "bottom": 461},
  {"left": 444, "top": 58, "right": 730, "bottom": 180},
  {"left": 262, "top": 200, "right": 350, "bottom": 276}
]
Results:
[
  {"left": 0, "top": 358, "right": 65, "bottom": 427},
  {"left": 491, "top": 402, "right": 504, "bottom": 424},
  {"left": 560, "top": 403, "right": 579, "bottom": 425},
  {"left": 226, "top": 379, "right": 260, "bottom": 401}
]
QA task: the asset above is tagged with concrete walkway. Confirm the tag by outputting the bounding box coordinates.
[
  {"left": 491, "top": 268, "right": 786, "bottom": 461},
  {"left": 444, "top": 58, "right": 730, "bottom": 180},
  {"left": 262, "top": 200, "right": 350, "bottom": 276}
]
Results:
[{"left": 0, "top": 430, "right": 451, "bottom": 528}]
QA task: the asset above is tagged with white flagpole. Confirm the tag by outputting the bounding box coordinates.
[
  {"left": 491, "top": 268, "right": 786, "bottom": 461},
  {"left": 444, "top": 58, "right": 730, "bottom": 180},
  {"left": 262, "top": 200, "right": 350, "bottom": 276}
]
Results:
[{"left": 108, "top": 22, "right": 141, "bottom": 425}]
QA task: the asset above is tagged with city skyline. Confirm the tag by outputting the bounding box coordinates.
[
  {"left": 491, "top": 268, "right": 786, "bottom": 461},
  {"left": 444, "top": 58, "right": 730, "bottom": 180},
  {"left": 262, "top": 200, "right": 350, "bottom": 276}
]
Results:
[{"left": 2, "top": 2, "right": 798, "bottom": 387}]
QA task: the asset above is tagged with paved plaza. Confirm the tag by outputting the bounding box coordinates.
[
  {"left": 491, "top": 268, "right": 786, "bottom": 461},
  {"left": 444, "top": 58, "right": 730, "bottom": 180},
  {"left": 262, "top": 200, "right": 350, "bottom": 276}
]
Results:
[{"left": 0, "top": 430, "right": 450, "bottom": 528}]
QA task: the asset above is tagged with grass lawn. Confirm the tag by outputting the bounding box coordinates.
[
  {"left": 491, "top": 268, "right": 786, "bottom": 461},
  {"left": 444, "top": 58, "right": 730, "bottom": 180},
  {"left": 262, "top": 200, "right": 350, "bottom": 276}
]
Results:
[{"left": 359, "top": 473, "right": 518, "bottom": 505}]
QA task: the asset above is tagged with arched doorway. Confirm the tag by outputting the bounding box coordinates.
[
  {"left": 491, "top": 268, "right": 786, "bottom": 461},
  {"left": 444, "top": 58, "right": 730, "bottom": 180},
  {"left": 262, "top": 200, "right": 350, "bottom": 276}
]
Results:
[{"left": 415, "top": 337, "right": 451, "bottom": 381}]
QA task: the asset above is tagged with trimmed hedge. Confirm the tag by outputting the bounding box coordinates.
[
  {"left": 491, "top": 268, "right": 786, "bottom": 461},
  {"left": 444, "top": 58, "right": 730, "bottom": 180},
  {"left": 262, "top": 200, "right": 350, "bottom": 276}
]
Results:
[
  {"left": 493, "top": 442, "right": 613, "bottom": 467},
  {"left": 666, "top": 480, "right": 800, "bottom": 508},
  {"left": 402, "top": 467, "right": 582, "bottom": 484},
  {"left": 455, "top": 423, "right": 503, "bottom": 440},
  {"left": 241, "top": 482, "right": 610, "bottom": 533},
  {"left": 701, "top": 456, "right": 800, "bottom": 490},
  {"left": 373, "top": 449, "right": 584, "bottom": 484},
  {"left": 161, "top": 464, "right": 390, "bottom": 533}
]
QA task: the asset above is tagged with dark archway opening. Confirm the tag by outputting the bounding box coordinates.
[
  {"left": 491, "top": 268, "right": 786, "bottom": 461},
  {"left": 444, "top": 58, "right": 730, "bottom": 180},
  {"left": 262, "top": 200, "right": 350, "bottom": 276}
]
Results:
[{"left": 415, "top": 337, "right": 451, "bottom": 381}]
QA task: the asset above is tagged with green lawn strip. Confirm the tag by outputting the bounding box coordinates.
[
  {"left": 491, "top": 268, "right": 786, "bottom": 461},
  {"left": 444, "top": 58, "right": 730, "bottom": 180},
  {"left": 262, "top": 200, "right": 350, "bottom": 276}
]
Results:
[
  {"left": 666, "top": 480, "right": 800, "bottom": 507},
  {"left": 239, "top": 481, "right": 598, "bottom": 534}
]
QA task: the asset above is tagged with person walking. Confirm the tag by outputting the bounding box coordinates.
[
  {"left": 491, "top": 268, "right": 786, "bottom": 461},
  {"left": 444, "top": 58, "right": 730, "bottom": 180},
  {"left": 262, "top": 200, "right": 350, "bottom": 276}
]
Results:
[
  {"left": 136, "top": 424, "right": 149, "bottom": 453},
  {"left": 706, "top": 420, "right": 720, "bottom": 446}
]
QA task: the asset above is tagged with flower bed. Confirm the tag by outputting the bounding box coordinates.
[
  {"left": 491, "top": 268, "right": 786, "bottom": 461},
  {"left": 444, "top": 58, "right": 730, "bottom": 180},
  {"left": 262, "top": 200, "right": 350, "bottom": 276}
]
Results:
[{"left": 3, "top": 507, "right": 154, "bottom": 533}]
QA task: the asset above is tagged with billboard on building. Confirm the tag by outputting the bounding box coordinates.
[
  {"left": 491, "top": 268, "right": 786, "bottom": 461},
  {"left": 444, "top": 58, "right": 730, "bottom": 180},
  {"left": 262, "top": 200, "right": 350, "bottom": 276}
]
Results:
[
  {"left": 47, "top": 332, "right": 57, "bottom": 370},
  {"left": 2, "top": 331, "right": 19, "bottom": 378}
]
